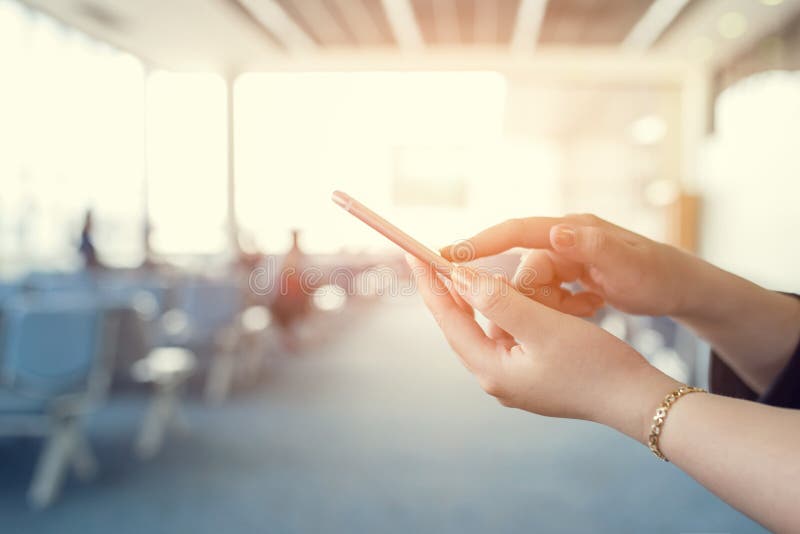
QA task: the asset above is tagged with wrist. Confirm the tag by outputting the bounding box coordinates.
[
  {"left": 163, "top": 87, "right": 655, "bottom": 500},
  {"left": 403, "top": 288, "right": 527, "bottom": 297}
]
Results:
[
  {"left": 667, "top": 248, "right": 718, "bottom": 319},
  {"left": 646, "top": 384, "right": 708, "bottom": 461},
  {"left": 671, "top": 259, "right": 800, "bottom": 391},
  {"left": 669, "top": 251, "right": 775, "bottom": 325},
  {"left": 628, "top": 369, "right": 683, "bottom": 445},
  {"left": 589, "top": 350, "right": 682, "bottom": 444}
]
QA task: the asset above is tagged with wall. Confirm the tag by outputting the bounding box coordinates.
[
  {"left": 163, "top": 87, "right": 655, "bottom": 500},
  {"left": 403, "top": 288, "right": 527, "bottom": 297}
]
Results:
[{"left": 699, "top": 70, "right": 800, "bottom": 292}]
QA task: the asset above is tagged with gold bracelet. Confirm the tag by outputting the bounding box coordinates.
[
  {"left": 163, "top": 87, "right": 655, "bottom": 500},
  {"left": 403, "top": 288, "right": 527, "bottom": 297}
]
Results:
[{"left": 648, "top": 385, "right": 707, "bottom": 462}]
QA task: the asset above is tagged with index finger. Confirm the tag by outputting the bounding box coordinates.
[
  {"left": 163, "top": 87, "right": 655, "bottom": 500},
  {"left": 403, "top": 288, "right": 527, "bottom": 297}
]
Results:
[
  {"left": 407, "top": 255, "right": 501, "bottom": 376},
  {"left": 440, "top": 217, "right": 565, "bottom": 262}
]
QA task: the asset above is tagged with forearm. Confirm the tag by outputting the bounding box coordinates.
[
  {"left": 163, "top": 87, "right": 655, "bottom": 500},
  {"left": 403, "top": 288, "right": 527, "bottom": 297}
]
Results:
[
  {"left": 656, "top": 392, "right": 800, "bottom": 533},
  {"left": 673, "top": 252, "right": 800, "bottom": 393},
  {"left": 605, "top": 370, "right": 800, "bottom": 532}
]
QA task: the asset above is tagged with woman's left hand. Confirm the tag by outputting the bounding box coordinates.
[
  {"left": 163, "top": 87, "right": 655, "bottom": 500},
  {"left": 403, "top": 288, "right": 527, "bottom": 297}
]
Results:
[{"left": 407, "top": 255, "right": 679, "bottom": 442}]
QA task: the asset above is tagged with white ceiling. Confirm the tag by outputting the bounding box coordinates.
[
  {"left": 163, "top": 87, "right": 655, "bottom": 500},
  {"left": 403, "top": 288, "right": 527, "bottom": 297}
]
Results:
[
  {"left": 657, "top": 0, "right": 800, "bottom": 67},
  {"left": 21, "top": 0, "right": 280, "bottom": 71}
]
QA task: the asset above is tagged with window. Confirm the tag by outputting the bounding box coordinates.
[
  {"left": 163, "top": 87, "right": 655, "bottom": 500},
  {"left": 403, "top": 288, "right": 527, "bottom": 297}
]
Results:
[
  {"left": 233, "top": 71, "right": 515, "bottom": 253},
  {"left": 0, "top": 1, "right": 146, "bottom": 272},
  {"left": 146, "top": 72, "right": 229, "bottom": 257}
]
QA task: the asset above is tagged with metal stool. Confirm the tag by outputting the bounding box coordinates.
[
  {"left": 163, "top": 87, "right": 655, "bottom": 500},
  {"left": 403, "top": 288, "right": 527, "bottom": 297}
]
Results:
[{"left": 131, "top": 347, "right": 196, "bottom": 459}]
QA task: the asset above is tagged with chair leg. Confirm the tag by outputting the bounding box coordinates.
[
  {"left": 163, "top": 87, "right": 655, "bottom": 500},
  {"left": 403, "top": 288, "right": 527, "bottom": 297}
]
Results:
[
  {"left": 28, "top": 418, "right": 77, "bottom": 509},
  {"left": 136, "top": 383, "right": 176, "bottom": 459},
  {"left": 71, "top": 431, "right": 98, "bottom": 481},
  {"left": 204, "top": 352, "right": 235, "bottom": 405},
  {"left": 171, "top": 381, "right": 190, "bottom": 435},
  {"left": 244, "top": 341, "right": 266, "bottom": 384},
  {"left": 171, "top": 401, "right": 190, "bottom": 434}
]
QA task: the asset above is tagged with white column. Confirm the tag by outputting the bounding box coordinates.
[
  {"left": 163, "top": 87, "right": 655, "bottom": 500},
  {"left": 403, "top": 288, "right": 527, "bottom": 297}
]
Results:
[
  {"left": 225, "top": 72, "right": 239, "bottom": 254},
  {"left": 680, "top": 65, "right": 712, "bottom": 193}
]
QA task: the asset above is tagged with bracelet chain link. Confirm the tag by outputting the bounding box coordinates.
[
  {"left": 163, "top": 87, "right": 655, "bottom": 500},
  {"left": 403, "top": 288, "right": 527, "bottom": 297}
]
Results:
[{"left": 648, "top": 385, "right": 708, "bottom": 461}]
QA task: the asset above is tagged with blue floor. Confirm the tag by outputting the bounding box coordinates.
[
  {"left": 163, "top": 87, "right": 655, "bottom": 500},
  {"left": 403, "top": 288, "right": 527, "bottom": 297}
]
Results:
[{"left": 0, "top": 298, "right": 765, "bottom": 533}]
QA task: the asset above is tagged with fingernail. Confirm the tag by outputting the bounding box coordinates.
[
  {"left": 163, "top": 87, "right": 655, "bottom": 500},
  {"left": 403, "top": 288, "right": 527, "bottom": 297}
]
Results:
[
  {"left": 552, "top": 225, "right": 576, "bottom": 248},
  {"left": 450, "top": 266, "right": 472, "bottom": 293}
]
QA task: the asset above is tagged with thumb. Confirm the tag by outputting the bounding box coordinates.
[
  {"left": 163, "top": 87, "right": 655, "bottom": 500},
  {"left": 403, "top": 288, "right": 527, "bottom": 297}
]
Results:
[
  {"left": 549, "top": 224, "right": 635, "bottom": 269},
  {"left": 450, "top": 267, "right": 556, "bottom": 343}
]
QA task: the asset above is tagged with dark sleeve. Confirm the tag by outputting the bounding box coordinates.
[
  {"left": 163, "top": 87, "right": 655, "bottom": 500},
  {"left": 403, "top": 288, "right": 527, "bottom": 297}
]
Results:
[{"left": 708, "top": 294, "right": 800, "bottom": 409}]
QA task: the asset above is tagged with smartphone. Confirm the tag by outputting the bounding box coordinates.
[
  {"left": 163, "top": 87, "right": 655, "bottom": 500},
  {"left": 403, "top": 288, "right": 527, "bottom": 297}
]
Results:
[{"left": 332, "top": 190, "right": 454, "bottom": 276}]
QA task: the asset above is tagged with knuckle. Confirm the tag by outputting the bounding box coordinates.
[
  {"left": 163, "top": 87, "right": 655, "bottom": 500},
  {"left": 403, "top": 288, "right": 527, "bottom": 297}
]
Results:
[
  {"left": 439, "top": 328, "right": 464, "bottom": 356},
  {"left": 515, "top": 265, "right": 539, "bottom": 288},
  {"left": 586, "top": 228, "right": 608, "bottom": 254},
  {"left": 496, "top": 396, "right": 514, "bottom": 408},
  {"left": 444, "top": 336, "right": 462, "bottom": 355},
  {"left": 474, "top": 285, "right": 509, "bottom": 316},
  {"left": 431, "top": 310, "right": 453, "bottom": 333},
  {"left": 479, "top": 377, "right": 505, "bottom": 398},
  {"left": 431, "top": 310, "right": 445, "bottom": 328},
  {"left": 566, "top": 213, "right": 601, "bottom": 226},
  {"left": 503, "top": 217, "right": 527, "bottom": 234}
]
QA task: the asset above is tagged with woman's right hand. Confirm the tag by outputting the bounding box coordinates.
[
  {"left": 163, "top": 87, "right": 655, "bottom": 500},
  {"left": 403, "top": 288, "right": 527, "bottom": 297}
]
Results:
[
  {"left": 407, "top": 254, "right": 679, "bottom": 443},
  {"left": 440, "top": 214, "right": 700, "bottom": 318}
]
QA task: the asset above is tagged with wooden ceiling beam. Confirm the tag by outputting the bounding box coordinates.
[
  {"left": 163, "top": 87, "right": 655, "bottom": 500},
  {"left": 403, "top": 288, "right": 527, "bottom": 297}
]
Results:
[
  {"left": 330, "top": 0, "right": 385, "bottom": 46},
  {"left": 237, "top": 0, "right": 316, "bottom": 51},
  {"left": 473, "top": 0, "right": 498, "bottom": 44},
  {"left": 510, "top": 0, "right": 548, "bottom": 53},
  {"left": 622, "top": 0, "right": 691, "bottom": 51},
  {"left": 380, "top": 0, "right": 424, "bottom": 49},
  {"left": 291, "top": 0, "right": 350, "bottom": 46},
  {"left": 432, "top": 0, "right": 460, "bottom": 44}
]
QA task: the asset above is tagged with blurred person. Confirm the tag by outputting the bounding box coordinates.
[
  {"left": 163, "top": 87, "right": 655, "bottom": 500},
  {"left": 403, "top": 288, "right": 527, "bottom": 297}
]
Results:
[
  {"left": 236, "top": 230, "right": 264, "bottom": 273},
  {"left": 78, "top": 209, "right": 103, "bottom": 269},
  {"left": 409, "top": 214, "right": 800, "bottom": 533},
  {"left": 139, "top": 218, "right": 159, "bottom": 270},
  {"left": 270, "top": 229, "right": 311, "bottom": 352}
]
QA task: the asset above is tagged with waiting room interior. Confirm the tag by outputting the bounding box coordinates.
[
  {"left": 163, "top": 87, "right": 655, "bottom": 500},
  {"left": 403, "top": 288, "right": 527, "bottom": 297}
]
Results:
[{"left": 1, "top": 0, "right": 799, "bottom": 532}]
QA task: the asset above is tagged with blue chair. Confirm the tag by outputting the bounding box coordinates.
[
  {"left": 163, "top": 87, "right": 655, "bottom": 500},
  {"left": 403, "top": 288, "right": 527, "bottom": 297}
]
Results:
[
  {"left": 0, "top": 295, "right": 116, "bottom": 508},
  {"left": 96, "top": 275, "right": 173, "bottom": 385},
  {"left": 0, "top": 280, "right": 20, "bottom": 305},
  {"left": 98, "top": 274, "right": 171, "bottom": 318},
  {"left": 174, "top": 278, "right": 242, "bottom": 350},
  {"left": 23, "top": 270, "right": 97, "bottom": 292},
  {"left": 163, "top": 278, "right": 245, "bottom": 401}
]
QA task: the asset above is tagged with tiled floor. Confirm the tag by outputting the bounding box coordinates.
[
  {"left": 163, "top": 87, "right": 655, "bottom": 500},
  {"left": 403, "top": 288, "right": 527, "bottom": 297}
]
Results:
[{"left": 0, "top": 298, "right": 765, "bottom": 533}]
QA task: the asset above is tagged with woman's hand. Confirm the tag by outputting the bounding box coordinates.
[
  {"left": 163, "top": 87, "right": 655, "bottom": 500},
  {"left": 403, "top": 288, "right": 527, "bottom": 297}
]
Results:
[
  {"left": 440, "top": 213, "right": 800, "bottom": 394},
  {"left": 408, "top": 255, "right": 679, "bottom": 442},
  {"left": 440, "top": 214, "right": 698, "bottom": 317}
]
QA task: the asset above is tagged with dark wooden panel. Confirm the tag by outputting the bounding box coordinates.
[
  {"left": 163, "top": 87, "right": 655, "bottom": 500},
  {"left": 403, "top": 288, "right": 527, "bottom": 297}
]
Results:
[
  {"left": 456, "top": 0, "right": 475, "bottom": 43},
  {"left": 410, "top": 0, "right": 519, "bottom": 45},
  {"left": 410, "top": 0, "right": 437, "bottom": 45},
  {"left": 274, "top": 0, "right": 654, "bottom": 48},
  {"left": 359, "top": 0, "right": 396, "bottom": 45},
  {"left": 276, "top": 0, "right": 395, "bottom": 46},
  {"left": 540, "top": 0, "right": 655, "bottom": 45},
  {"left": 275, "top": 0, "right": 323, "bottom": 45},
  {"left": 496, "top": 0, "right": 522, "bottom": 44}
]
